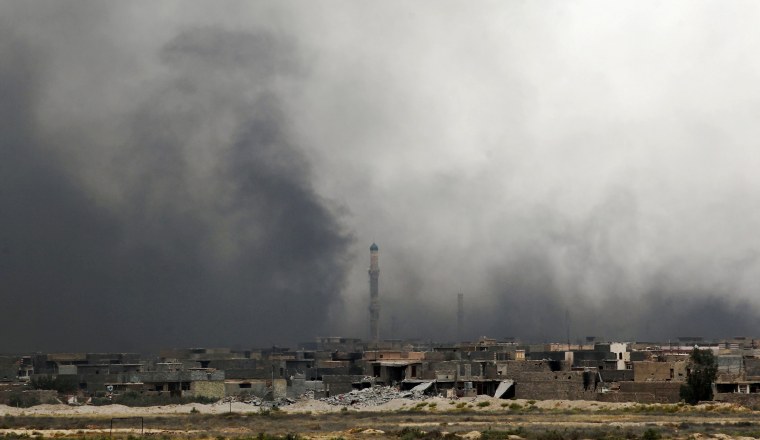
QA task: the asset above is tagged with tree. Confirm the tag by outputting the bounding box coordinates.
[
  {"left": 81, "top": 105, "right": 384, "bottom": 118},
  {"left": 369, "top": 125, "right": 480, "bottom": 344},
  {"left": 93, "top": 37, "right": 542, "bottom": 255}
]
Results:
[
  {"left": 679, "top": 347, "right": 718, "bottom": 404},
  {"left": 30, "top": 375, "right": 78, "bottom": 394}
]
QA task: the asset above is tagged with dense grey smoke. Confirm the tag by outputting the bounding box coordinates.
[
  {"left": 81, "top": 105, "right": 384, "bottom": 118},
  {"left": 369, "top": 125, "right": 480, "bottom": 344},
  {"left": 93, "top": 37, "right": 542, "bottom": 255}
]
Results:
[
  {"left": 0, "top": 17, "right": 351, "bottom": 352},
  {"left": 2, "top": 2, "right": 760, "bottom": 351}
]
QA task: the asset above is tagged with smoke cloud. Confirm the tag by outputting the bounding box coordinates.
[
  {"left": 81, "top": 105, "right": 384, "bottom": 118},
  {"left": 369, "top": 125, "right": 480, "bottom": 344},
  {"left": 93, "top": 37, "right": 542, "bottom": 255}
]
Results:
[
  {"left": 0, "top": 9, "right": 351, "bottom": 352},
  {"left": 2, "top": 2, "right": 760, "bottom": 351}
]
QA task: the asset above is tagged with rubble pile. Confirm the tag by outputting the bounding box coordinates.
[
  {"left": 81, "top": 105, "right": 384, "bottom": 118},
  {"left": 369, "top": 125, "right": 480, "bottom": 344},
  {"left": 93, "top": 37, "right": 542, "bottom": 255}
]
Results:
[
  {"left": 220, "top": 395, "right": 295, "bottom": 407},
  {"left": 319, "top": 386, "right": 425, "bottom": 407}
]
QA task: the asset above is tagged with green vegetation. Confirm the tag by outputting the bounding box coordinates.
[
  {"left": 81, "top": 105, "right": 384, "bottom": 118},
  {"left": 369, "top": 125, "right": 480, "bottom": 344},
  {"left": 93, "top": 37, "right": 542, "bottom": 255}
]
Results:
[
  {"left": 680, "top": 348, "right": 719, "bottom": 404},
  {"left": 481, "top": 427, "right": 527, "bottom": 440},
  {"left": 641, "top": 428, "right": 661, "bottom": 440},
  {"left": 250, "top": 434, "right": 303, "bottom": 440},
  {"left": 4, "top": 412, "right": 760, "bottom": 440},
  {"left": 258, "top": 406, "right": 285, "bottom": 418},
  {"left": 30, "top": 375, "right": 78, "bottom": 394},
  {"left": 398, "top": 427, "right": 426, "bottom": 440},
  {"left": 91, "top": 391, "right": 217, "bottom": 407},
  {"left": 400, "top": 402, "right": 430, "bottom": 413},
  {"left": 396, "top": 427, "right": 458, "bottom": 440},
  {"left": 482, "top": 427, "right": 662, "bottom": 440},
  {"left": 6, "top": 394, "right": 40, "bottom": 408}
]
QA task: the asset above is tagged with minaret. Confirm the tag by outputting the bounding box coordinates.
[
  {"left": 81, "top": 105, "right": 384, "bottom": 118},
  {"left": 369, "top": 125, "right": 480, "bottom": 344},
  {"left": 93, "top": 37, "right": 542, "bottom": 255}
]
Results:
[
  {"left": 457, "top": 293, "right": 464, "bottom": 341},
  {"left": 369, "top": 243, "right": 380, "bottom": 342}
]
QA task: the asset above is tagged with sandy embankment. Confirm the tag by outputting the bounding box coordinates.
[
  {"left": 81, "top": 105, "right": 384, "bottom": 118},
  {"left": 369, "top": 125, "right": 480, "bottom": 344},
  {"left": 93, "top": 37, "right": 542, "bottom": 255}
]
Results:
[{"left": 0, "top": 396, "right": 744, "bottom": 417}]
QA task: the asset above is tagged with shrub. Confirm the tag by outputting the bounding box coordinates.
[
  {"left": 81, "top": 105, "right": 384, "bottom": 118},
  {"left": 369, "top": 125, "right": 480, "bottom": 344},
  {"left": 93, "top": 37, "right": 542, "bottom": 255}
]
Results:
[
  {"left": 395, "top": 427, "right": 459, "bottom": 440},
  {"left": 96, "top": 392, "right": 217, "bottom": 407},
  {"left": 30, "top": 375, "right": 77, "bottom": 394},
  {"left": 7, "top": 395, "right": 40, "bottom": 408},
  {"left": 535, "top": 430, "right": 566, "bottom": 440},
  {"left": 481, "top": 427, "right": 526, "bottom": 440},
  {"left": 641, "top": 428, "right": 661, "bottom": 440}
]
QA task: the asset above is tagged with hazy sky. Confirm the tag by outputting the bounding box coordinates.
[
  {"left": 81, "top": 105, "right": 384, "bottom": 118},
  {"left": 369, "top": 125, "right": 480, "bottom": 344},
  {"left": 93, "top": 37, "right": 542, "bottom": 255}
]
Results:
[{"left": 2, "top": 1, "right": 760, "bottom": 352}]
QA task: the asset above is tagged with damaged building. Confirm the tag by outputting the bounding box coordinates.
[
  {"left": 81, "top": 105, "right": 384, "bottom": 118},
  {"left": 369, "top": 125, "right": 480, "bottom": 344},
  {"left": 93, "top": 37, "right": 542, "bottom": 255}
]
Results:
[{"left": 5, "top": 335, "right": 760, "bottom": 405}]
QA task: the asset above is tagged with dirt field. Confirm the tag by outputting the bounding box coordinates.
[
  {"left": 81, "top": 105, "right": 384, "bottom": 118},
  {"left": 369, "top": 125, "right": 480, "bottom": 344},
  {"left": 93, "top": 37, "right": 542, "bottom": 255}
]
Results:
[{"left": 1, "top": 397, "right": 759, "bottom": 440}]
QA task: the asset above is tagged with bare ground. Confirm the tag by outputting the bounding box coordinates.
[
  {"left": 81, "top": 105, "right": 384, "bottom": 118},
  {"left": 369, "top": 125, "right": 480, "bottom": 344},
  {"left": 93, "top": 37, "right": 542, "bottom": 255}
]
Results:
[{"left": 0, "top": 397, "right": 757, "bottom": 440}]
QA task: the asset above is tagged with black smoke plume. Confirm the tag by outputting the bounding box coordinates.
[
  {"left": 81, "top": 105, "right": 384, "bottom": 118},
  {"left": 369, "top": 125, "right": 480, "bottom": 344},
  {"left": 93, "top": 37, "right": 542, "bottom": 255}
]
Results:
[{"left": 0, "top": 26, "right": 351, "bottom": 352}]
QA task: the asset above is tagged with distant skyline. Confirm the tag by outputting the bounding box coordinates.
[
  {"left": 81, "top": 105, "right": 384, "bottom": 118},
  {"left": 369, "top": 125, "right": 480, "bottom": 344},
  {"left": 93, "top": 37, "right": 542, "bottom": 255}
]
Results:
[{"left": 2, "top": 1, "right": 760, "bottom": 352}]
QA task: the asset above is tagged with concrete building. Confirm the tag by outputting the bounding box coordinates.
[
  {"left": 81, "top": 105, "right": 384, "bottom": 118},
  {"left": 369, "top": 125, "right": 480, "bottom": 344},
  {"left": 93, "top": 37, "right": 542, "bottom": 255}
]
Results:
[
  {"left": 0, "top": 356, "right": 19, "bottom": 382},
  {"left": 609, "top": 343, "right": 631, "bottom": 370}
]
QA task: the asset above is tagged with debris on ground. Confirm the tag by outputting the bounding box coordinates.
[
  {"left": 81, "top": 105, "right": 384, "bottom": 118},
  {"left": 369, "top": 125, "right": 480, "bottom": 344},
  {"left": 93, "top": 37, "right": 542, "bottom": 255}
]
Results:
[
  {"left": 219, "top": 396, "right": 295, "bottom": 407},
  {"left": 319, "top": 386, "right": 425, "bottom": 407}
]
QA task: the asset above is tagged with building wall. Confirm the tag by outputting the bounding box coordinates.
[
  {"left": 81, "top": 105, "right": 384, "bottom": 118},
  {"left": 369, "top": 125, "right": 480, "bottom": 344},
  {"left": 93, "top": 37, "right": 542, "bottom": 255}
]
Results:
[
  {"left": 223, "top": 368, "right": 276, "bottom": 380},
  {"left": 496, "top": 360, "right": 564, "bottom": 377},
  {"left": 190, "top": 380, "right": 225, "bottom": 399},
  {"left": 58, "top": 365, "right": 78, "bottom": 375},
  {"left": 745, "top": 358, "right": 760, "bottom": 379},
  {"left": 0, "top": 357, "right": 18, "bottom": 382},
  {"left": 512, "top": 371, "right": 597, "bottom": 400},
  {"left": 322, "top": 374, "right": 365, "bottom": 395},
  {"left": 47, "top": 353, "right": 87, "bottom": 363},
  {"left": 316, "top": 360, "right": 351, "bottom": 369},
  {"left": 600, "top": 369, "right": 634, "bottom": 383},
  {"left": 272, "top": 378, "right": 287, "bottom": 399},
  {"left": 225, "top": 380, "right": 269, "bottom": 397},
  {"left": 717, "top": 355, "right": 744, "bottom": 375},
  {"left": 633, "top": 361, "right": 686, "bottom": 382},
  {"left": 597, "top": 392, "right": 660, "bottom": 404},
  {"left": 223, "top": 378, "right": 287, "bottom": 399},
  {"left": 617, "top": 381, "right": 682, "bottom": 403},
  {"left": 715, "top": 392, "right": 760, "bottom": 406},
  {"left": 287, "top": 375, "right": 306, "bottom": 398},
  {"left": 0, "top": 389, "right": 57, "bottom": 406},
  {"left": 423, "top": 352, "right": 446, "bottom": 361},
  {"left": 363, "top": 351, "right": 426, "bottom": 361}
]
